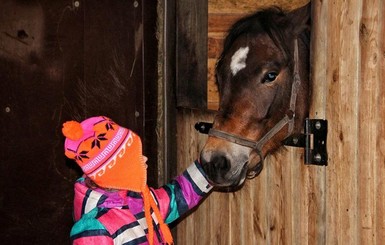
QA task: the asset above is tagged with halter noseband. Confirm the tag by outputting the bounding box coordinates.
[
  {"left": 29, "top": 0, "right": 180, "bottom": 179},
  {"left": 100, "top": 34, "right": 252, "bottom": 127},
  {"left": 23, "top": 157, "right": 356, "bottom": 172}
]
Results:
[{"left": 208, "top": 39, "right": 301, "bottom": 179}]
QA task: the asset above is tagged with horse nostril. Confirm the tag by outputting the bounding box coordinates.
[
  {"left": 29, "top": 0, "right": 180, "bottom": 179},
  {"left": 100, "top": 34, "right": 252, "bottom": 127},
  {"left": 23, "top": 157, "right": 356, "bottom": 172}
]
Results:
[
  {"left": 200, "top": 157, "right": 211, "bottom": 176},
  {"left": 201, "top": 154, "right": 231, "bottom": 181},
  {"left": 213, "top": 155, "right": 230, "bottom": 172}
]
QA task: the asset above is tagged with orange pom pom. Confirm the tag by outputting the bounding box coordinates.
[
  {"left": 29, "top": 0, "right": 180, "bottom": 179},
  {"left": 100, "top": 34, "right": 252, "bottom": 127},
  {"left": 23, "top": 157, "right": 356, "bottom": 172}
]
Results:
[{"left": 62, "top": 121, "right": 83, "bottom": 140}]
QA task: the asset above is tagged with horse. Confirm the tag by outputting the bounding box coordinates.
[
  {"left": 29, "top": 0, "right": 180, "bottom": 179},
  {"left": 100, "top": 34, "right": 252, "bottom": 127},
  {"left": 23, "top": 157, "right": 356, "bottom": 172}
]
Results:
[{"left": 200, "top": 4, "right": 311, "bottom": 188}]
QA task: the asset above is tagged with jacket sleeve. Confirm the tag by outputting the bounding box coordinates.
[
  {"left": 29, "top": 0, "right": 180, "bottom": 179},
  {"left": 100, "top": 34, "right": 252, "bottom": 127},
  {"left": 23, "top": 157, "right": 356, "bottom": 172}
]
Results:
[{"left": 151, "top": 160, "right": 213, "bottom": 224}]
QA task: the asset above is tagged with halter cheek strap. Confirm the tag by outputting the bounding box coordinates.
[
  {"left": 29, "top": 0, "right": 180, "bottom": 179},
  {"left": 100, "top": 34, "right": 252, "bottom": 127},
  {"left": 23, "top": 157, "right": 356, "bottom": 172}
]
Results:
[
  {"left": 208, "top": 39, "right": 301, "bottom": 179},
  {"left": 288, "top": 38, "right": 301, "bottom": 133}
]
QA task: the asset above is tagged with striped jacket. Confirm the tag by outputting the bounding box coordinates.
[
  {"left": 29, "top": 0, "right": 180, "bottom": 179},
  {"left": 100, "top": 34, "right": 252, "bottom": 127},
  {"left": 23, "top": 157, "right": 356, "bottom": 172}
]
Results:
[{"left": 70, "top": 160, "right": 212, "bottom": 244}]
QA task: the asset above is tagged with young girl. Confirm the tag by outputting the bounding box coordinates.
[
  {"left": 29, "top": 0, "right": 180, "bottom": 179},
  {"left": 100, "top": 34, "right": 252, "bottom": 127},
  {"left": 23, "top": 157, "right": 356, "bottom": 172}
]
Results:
[{"left": 62, "top": 116, "right": 212, "bottom": 244}]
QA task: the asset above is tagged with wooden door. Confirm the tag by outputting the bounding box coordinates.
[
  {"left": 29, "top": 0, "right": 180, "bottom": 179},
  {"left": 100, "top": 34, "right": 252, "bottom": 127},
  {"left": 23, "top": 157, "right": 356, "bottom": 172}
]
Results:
[{"left": 0, "top": 0, "right": 158, "bottom": 243}]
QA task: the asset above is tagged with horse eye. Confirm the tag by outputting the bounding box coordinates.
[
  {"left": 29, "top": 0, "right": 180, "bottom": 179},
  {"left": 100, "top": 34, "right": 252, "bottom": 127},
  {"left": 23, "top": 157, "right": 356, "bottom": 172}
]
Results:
[{"left": 263, "top": 72, "right": 278, "bottom": 83}]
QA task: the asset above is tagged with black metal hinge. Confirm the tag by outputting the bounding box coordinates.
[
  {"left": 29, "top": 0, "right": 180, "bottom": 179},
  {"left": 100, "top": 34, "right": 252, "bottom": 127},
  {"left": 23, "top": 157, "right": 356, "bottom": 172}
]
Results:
[{"left": 283, "top": 118, "right": 328, "bottom": 166}]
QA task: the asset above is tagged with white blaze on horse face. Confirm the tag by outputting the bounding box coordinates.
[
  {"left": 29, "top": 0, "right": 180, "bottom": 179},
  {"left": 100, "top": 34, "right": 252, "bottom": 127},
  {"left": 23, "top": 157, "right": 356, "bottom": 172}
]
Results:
[{"left": 230, "top": 46, "right": 249, "bottom": 76}]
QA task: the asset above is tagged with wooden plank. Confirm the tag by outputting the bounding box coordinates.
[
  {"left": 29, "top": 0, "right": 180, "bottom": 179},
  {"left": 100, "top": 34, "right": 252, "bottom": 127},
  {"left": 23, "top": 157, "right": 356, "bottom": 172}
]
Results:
[
  {"left": 142, "top": 0, "right": 160, "bottom": 187},
  {"left": 229, "top": 160, "right": 273, "bottom": 244},
  {"left": 251, "top": 171, "right": 269, "bottom": 243},
  {"left": 229, "top": 180, "right": 252, "bottom": 244},
  {"left": 209, "top": 191, "right": 231, "bottom": 245},
  {"left": 311, "top": 0, "right": 328, "bottom": 119},
  {"left": 325, "top": 1, "right": 362, "bottom": 244},
  {"left": 208, "top": 0, "right": 310, "bottom": 14},
  {"left": 207, "top": 58, "right": 219, "bottom": 110},
  {"left": 208, "top": 34, "right": 225, "bottom": 58},
  {"left": 267, "top": 153, "right": 290, "bottom": 244},
  {"left": 228, "top": 152, "right": 300, "bottom": 244},
  {"left": 306, "top": 167, "right": 326, "bottom": 244},
  {"left": 376, "top": 2, "right": 385, "bottom": 243},
  {"left": 208, "top": 13, "right": 248, "bottom": 33},
  {"left": 157, "top": 0, "right": 178, "bottom": 185},
  {"left": 308, "top": 1, "right": 328, "bottom": 244},
  {"left": 176, "top": 0, "right": 207, "bottom": 109},
  {"left": 175, "top": 109, "right": 230, "bottom": 244},
  {"left": 323, "top": 1, "right": 341, "bottom": 244},
  {"left": 290, "top": 149, "right": 310, "bottom": 244},
  {"left": 280, "top": 154, "right": 291, "bottom": 245},
  {"left": 358, "top": 0, "right": 381, "bottom": 243}
]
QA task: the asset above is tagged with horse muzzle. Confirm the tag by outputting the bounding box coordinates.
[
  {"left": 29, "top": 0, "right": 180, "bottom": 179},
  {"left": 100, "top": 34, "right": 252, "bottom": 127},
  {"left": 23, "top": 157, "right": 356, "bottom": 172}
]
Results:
[{"left": 200, "top": 151, "right": 250, "bottom": 187}]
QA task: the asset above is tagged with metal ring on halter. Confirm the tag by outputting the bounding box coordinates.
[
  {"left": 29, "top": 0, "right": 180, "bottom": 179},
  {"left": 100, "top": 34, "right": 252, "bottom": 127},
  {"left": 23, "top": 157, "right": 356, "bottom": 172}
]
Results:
[{"left": 246, "top": 148, "right": 264, "bottom": 179}]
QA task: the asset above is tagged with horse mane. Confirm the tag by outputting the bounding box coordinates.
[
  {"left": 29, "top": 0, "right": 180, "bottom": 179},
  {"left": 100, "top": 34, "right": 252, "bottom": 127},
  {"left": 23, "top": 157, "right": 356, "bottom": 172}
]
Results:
[{"left": 218, "top": 7, "right": 296, "bottom": 70}]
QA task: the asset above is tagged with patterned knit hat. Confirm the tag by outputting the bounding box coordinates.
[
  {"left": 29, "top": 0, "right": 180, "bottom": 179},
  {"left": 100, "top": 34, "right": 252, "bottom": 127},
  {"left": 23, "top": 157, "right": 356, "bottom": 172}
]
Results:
[{"left": 62, "top": 116, "right": 173, "bottom": 245}]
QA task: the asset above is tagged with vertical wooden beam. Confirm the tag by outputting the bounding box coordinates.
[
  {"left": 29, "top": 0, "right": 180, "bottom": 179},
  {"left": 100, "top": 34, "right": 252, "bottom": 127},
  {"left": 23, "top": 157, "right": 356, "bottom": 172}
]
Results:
[
  {"left": 358, "top": 0, "right": 381, "bottom": 243},
  {"left": 309, "top": 1, "right": 328, "bottom": 244},
  {"left": 324, "top": 1, "right": 362, "bottom": 244},
  {"left": 175, "top": 110, "right": 224, "bottom": 244},
  {"left": 176, "top": 0, "right": 208, "bottom": 109},
  {"left": 157, "top": 0, "right": 178, "bottom": 188},
  {"left": 376, "top": 2, "right": 385, "bottom": 243}
]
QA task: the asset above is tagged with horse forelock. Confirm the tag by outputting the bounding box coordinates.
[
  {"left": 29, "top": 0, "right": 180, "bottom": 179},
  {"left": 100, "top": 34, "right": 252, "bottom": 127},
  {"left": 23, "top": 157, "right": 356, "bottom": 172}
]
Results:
[
  {"left": 216, "top": 7, "right": 293, "bottom": 73},
  {"left": 215, "top": 6, "right": 308, "bottom": 119}
]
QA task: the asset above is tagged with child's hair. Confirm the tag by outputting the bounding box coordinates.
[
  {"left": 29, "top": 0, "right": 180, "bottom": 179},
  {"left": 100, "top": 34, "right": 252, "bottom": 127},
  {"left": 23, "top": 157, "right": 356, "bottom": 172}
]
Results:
[
  {"left": 84, "top": 177, "right": 98, "bottom": 189},
  {"left": 84, "top": 177, "right": 117, "bottom": 192}
]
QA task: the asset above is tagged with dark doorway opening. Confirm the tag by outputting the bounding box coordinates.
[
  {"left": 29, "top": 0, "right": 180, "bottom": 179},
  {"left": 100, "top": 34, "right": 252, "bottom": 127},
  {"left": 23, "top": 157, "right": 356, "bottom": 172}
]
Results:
[{"left": 0, "top": 0, "right": 159, "bottom": 243}]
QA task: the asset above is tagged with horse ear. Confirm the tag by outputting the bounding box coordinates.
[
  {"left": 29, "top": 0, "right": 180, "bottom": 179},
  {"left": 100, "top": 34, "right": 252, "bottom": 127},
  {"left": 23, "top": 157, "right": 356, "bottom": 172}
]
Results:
[{"left": 287, "top": 2, "right": 311, "bottom": 36}]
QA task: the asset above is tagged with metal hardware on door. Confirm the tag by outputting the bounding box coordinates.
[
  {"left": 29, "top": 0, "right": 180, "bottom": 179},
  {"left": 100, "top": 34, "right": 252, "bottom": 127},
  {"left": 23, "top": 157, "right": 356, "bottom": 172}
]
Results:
[{"left": 283, "top": 118, "right": 328, "bottom": 166}]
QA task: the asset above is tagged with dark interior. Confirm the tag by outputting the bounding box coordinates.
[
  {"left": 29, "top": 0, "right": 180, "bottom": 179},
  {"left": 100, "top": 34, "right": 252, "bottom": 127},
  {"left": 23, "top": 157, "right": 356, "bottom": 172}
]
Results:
[{"left": 0, "top": 0, "right": 158, "bottom": 243}]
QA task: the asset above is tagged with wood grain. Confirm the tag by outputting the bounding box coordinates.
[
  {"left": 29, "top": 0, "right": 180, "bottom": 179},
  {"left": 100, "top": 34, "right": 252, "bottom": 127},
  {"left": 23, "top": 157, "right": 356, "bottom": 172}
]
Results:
[
  {"left": 176, "top": 0, "right": 208, "bottom": 109},
  {"left": 177, "top": 0, "right": 385, "bottom": 244},
  {"left": 376, "top": 2, "right": 385, "bottom": 241}
]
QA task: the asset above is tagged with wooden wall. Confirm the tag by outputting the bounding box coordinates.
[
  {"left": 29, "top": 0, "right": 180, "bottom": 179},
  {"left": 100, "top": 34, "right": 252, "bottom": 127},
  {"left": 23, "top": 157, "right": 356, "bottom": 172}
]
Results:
[
  {"left": 176, "top": 0, "right": 385, "bottom": 244},
  {"left": 312, "top": 0, "right": 385, "bottom": 244}
]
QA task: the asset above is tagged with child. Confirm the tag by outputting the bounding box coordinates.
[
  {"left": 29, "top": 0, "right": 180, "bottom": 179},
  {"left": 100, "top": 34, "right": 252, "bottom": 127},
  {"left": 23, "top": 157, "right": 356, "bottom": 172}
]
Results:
[{"left": 62, "top": 116, "right": 212, "bottom": 244}]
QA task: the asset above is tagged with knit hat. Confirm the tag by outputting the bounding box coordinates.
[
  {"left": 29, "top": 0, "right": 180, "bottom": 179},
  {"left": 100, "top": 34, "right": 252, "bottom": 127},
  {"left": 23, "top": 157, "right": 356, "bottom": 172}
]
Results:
[{"left": 62, "top": 116, "right": 173, "bottom": 245}]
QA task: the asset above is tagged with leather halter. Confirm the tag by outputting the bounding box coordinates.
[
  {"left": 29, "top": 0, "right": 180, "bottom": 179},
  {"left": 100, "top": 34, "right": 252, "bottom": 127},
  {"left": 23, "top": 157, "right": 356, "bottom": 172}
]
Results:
[{"left": 208, "top": 39, "right": 301, "bottom": 179}]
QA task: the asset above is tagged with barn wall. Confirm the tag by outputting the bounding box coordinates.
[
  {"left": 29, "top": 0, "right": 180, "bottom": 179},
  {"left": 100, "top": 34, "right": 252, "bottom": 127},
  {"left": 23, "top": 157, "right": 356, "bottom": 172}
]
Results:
[
  {"left": 312, "top": 0, "right": 385, "bottom": 244},
  {"left": 176, "top": 0, "right": 385, "bottom": 244}
]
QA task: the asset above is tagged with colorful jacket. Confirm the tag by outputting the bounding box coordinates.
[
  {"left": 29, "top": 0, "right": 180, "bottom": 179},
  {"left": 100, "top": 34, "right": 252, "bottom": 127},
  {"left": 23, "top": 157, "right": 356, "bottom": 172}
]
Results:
[{"left": 70, "top": 160, "right": 212, "bottom": 244}]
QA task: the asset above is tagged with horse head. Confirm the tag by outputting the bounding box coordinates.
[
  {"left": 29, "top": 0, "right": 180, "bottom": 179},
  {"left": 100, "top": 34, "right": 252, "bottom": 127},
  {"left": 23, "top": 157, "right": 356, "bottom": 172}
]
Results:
[{"left": 200, "top": 4, "right": 311, "bottom": 188}]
